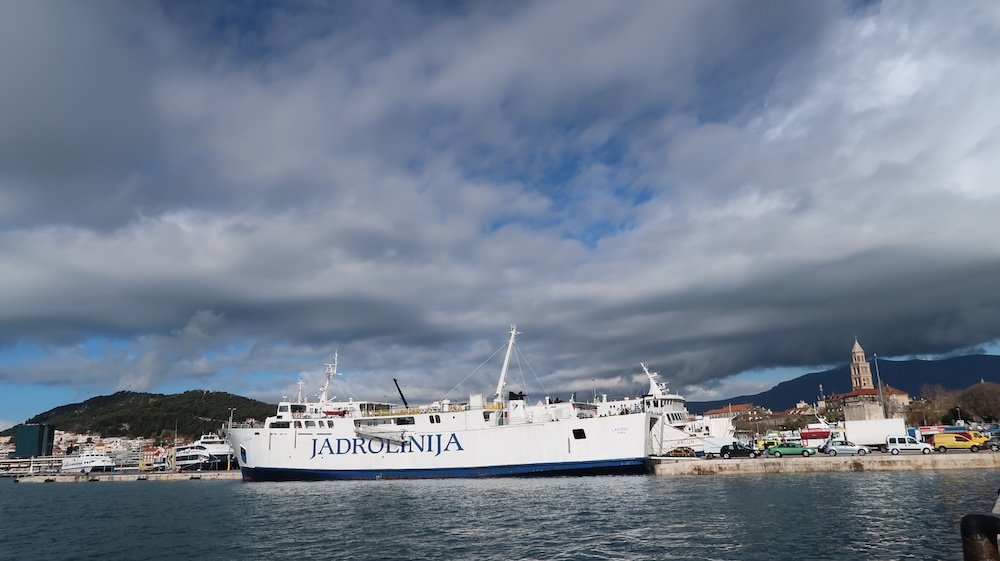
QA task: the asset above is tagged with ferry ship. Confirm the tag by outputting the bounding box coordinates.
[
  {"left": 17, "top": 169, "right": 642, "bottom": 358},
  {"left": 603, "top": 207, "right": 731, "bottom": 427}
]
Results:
[
  {"left": 580, "top": 363, "right": 704, "bottom": 456},
  {"left": 586, "top": 363, "right": 691, "bottom": 427},
  {"left": 60, "top": 453, "right": 115, "bottom": 474},
  {"left": 174, "top": 434, "right": 235, "bottom": 471},
  {"left": 226, "top": 326, "right": 656, "bottom": 480}
]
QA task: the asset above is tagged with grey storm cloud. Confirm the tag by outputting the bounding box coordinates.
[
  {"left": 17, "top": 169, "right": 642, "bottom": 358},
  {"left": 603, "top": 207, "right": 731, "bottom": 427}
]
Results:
[{"left": 0, "top": 0, "right": 999, "bottom": 405}]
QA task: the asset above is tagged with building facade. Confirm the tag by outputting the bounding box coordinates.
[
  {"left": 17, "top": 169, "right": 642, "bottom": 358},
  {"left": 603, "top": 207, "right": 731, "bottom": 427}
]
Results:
[{"left": 14, "top": 424, "right": 55, "bottom": 458}]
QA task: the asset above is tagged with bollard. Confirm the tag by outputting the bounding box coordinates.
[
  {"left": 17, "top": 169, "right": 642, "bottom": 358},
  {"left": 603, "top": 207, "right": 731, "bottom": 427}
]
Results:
[
  {"left": 961, "top": 513, "right": 1000, "bottom": 561},
  {"left": 961, "top": 489, "right": 1000, "bottom": 561}
]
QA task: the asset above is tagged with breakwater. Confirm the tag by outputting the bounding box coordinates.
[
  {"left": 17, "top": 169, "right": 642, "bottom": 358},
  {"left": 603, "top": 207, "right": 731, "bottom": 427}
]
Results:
[
  {"left": 650, "top": 451, "right": 1000, "bottom": 476},
  {"left": 14, "top": 470, "right": 243, "bottom": 483},
  {"left": 12, "top": 453, "right": 999, "bottom": 481}
]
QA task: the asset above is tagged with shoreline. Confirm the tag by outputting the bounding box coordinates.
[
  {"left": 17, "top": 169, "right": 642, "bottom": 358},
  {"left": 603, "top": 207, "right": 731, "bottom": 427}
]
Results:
[
  {"left": 12, "top": 470, "right": 243, "bottom": 483},
  {"left": 649, "top": 451, "right": 1000, "bottom": 476},
  {"left": 11, "top": 452, "right": 999, "bottom": 481}
]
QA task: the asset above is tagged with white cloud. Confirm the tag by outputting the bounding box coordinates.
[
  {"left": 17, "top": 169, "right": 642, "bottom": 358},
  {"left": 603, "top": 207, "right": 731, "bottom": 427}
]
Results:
[{"left": 1, "top": 1, "right": 999, "bottom": 410}]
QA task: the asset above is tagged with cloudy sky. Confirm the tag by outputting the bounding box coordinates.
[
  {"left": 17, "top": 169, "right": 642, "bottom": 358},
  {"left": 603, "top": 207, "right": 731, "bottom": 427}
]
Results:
[{"left": 2, "top": 1, "right": 999, "bottom": 430}]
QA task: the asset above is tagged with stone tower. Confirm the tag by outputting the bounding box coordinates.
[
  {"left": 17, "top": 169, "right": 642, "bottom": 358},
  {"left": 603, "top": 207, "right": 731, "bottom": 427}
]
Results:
[{"left": 849, "top": 338, "right": 874, "bottom": 390}]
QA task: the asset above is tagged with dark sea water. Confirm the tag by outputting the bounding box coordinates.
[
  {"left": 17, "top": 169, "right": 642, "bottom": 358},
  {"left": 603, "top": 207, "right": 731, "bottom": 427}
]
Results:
[{"left": 1, "top": 469, "right": 997, "bottom": 561}]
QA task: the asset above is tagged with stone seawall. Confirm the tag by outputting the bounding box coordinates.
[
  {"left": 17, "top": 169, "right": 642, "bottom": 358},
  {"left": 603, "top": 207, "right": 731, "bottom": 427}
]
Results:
[
  {"left": 14, "top": 471, "right": 243, "bottom": 483},
  {"left": 650, "top": 452, "right": 1000, "bottom": 476}
]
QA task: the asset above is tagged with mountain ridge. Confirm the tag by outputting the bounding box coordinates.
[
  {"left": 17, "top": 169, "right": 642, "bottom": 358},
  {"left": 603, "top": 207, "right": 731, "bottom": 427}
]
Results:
[
  {"left": 687, "top": 354, "right": 1000, "bottom": 414},
  {"left": 1, "top": 389, "right": 275, "bottom": 439}
]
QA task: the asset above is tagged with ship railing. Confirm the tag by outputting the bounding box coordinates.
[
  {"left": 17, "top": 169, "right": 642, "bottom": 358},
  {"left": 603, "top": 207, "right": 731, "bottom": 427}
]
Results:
[{"left": 364, "top": 401, "right": 506, "bottom": 417}]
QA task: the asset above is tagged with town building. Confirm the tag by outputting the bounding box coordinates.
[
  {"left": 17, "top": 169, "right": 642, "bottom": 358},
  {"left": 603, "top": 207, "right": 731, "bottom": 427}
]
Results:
[
  {"left": 828, "top": 338, "right": 910, "bottom": 421},
  {"left": 14, "top": 424, "right": 55, "bottom": 458}
]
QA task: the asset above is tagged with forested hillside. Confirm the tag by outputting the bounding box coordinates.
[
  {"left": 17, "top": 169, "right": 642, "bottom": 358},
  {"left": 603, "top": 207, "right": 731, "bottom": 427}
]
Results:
[{"left": 1, "top": 390, "right": 275, "bottom": 439}]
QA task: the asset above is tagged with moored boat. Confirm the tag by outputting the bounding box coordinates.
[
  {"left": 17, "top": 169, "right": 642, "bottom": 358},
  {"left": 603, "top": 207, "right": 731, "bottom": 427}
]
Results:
[
  {"left": 60, "top": 453, "right": 116, "bottom": 474},
  {"left": 226, "top": 325, "right": 657, "bottom": 480},
  {"left": 174, "top": 434, "right": 235, "bottom": 471}
]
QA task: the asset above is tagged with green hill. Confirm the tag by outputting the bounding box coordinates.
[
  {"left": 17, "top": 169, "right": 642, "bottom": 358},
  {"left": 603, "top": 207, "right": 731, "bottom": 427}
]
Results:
[{"left": 1, "top": 390, "right": 275, "bottom": 440}]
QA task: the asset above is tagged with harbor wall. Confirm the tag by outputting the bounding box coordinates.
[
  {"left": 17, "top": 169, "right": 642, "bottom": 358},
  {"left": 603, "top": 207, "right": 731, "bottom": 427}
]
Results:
[
  {"left": 650, "top": 453, "right": 1000, "bottom": 476},
  {"left": 14, "top": 471, "right": 243, "bottom": 483},
  {"left": 14, "top": 454, "right": 999, "bottom": 480}
]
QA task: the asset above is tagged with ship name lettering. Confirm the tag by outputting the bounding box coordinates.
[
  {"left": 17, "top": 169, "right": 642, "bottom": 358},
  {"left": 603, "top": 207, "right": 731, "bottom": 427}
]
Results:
[{"left": 310, "top": 433, "right": 464, "bottom": 459}]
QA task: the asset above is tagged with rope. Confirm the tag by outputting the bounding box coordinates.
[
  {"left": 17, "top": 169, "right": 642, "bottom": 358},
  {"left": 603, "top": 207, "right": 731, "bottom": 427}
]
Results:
[
  {"left": 515, "top": 345, "right": 548, "bottom": 396},
  {"left": 440, "top": 342, "right": 507, "bottom": 401}
]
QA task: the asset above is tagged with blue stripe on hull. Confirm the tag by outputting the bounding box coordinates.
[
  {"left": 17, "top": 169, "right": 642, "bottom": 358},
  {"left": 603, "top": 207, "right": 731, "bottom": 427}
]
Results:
[{"left": 241, "top": 458, "right": 649, "bottom": 481}]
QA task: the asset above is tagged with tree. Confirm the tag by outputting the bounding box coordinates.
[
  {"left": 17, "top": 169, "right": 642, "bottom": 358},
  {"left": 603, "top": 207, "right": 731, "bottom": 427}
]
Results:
[
  {"left": 917, "top": 384, "right": 958, "bottom": 424},
  {"left": 958, "top": 382, "right": 1000, "bottom": 422}
]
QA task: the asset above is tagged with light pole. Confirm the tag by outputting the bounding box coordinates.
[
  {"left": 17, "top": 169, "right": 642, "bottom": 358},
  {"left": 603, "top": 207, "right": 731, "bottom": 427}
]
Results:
[
  {"left": 956, "top": 406, "right": 962, "bottom": 424},
  {"left": 873, "top": 353, "right": 887, "bottom": 418},
  {"left": 226, "top": 408, "right": 236, "bottom": 470},
  {"left": 592, "top": 378, "right": 597, "bottom": 401}
]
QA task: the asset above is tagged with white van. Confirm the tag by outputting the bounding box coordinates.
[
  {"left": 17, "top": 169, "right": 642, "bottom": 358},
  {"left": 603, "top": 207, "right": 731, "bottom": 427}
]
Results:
[{"left": 884, "top": 435, "right": 933, "bottom": 455}]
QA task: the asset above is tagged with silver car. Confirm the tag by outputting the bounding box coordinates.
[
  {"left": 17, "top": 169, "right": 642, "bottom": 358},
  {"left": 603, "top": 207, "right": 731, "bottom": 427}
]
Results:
[{"left": 824, "top": 440, "right": 869, "bottom": 456}]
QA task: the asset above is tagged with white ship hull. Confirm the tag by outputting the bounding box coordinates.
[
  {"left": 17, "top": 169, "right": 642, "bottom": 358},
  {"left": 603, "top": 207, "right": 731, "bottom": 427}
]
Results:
[
  {"left": 226, "top": 326, "right": 655, "bottom": 481},
  {"left": 60, "top": 454, "right": 116, "bottom": 474},
  {"left": 228, "top": 410, "right": 652, "bottom": 480}
]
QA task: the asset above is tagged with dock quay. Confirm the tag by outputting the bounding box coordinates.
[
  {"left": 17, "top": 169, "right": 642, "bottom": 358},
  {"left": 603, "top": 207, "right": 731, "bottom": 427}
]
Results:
[
  {"left": 10, "top": 454, "right": 998, "bottom": 481},
  {"left": 650, "top": 452, "right": 1000, "bottom": 476},
  {"left": 13, "top": 470, "right": 243, "bottom": 483}
]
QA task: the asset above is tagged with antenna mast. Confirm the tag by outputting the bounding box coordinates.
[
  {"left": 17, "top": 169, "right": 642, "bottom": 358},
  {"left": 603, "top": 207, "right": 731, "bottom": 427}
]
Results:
[
  {"left": 494, "top": 324, "right": 518, "bottom": 403},
  {"left": 641, "top": 362, "right": 665, "bottom": 398},
  {"left": 320, "top": 351, "right": 338, "bottom": 403}
]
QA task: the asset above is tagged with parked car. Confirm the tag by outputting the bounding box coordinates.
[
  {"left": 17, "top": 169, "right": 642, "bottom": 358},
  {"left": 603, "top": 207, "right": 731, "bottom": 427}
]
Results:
[
  {"left": 985, "top": 437, "right": 1000, "bottom": 452},
  {"left": 756, "top": 438, "right": 781, "bottom": 451},
  {"left": 929, "top": 433, "right": 981, "bottom": 453},
  {"left": 883, "top": 435, "right": 933, "bottom": 455},
  {"left": 822, "top": 440, "right": 870, "bottom": 456},
  {"left": 959, "top": 431, "right": 991, "bottom": 446},
  {"left": 719, "top": 443, "right": 759, "bottom": 459},
  {"left": 765, "top": 442, "right": 816, "bottom": 457}
]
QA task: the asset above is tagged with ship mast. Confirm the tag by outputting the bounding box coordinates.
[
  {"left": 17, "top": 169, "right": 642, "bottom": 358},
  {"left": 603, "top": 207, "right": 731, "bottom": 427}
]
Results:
[
  {"left": 494, "top": 324, "right": 518, "bottom": 403},
  {"left": 641, "top": 362, "right": 665, "bottom": 398},
  {"left": 320, "top": 351, "right": 338, "bottom": 403}
]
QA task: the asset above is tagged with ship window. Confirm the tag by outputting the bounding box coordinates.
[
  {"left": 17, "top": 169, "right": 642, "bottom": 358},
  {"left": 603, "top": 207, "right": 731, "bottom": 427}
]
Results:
[
  {"left": 270, "top": 422, "right": 290, "bottom": 429},
  {"left": 240, "top": 447, "right": 247, "bottom": 464},
  {"left": 294, "top": 421, "right": 302, "bottom": 428},
  {"left": 573, "top": 429, "right": 586, "bottom": 440},
  {"left": 395, "top": 417, "right": 415, "bottom": 425},
  {"left": 278, "top": 405, "right": 289, "bottom": 412},
  {"left": 305, "top": 421, "right": 315, "bottom": 427}
]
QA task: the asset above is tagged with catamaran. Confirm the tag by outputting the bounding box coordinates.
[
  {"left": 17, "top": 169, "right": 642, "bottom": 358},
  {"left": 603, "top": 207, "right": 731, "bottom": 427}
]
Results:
[{"left": 225, "top": 325, "right": 657, "bottom": 480}]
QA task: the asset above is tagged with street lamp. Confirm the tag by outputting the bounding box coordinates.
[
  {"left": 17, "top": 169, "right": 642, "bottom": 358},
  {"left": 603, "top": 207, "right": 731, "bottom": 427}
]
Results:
[
  {"left": 226, "top": 408, "right": 236, "bottom": 471},
  {"left": 956, "top": 406, "right": 962, "bottom": 424},
  {"left": 873, "top": 353, "right": 887, "bottom": 418}
]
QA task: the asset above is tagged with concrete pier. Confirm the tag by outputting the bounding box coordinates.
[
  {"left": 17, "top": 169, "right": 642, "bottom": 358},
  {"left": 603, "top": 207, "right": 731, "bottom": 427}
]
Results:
[
  {"left": 13, "top": 471, "right": 243, "bottom": 483},
  {"left": 650, "top": 452, "right": 1000, "bottom": 476},
  {"left": 12, "top": 453, "right": 998, "bottom": 481}
]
